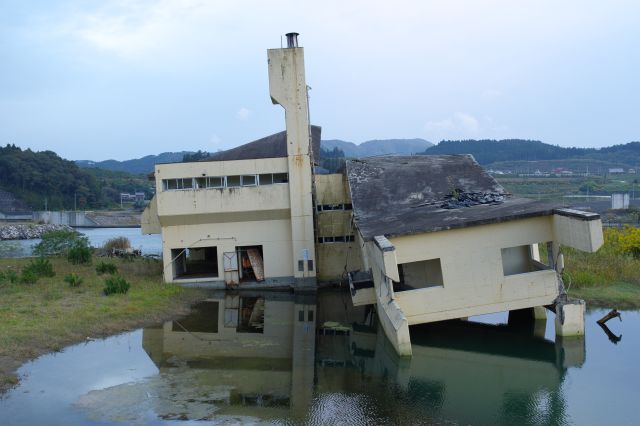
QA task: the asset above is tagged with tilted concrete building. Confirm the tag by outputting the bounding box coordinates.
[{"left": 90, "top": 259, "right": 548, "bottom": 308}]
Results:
[{"left": 143, "top": 33, "right": 603, "bottom": 356}]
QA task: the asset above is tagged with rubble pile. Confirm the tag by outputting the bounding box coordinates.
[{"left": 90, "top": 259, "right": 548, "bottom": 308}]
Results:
[
  {"left": 440, "top": 190, "right": 506, "bottom": 209},
  {"left": 0, "top": 224, "right": 73, "bottom": 240}
]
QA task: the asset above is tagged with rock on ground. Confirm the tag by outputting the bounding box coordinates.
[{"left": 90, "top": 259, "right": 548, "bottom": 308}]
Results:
[{"left": 0, "top": 224, "right": 73, "bottom": 240}]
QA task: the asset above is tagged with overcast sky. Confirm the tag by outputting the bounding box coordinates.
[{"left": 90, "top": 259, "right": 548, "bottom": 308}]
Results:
[{"left": 1, "top": 0, "right": 639, "bottom": 161}]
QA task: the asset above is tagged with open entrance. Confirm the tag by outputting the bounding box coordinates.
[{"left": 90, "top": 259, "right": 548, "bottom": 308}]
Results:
[
  {"left": 171, "top": 246, "right": 219, "bottom": 279},
  {"left": 236, "top": 245, "right": 265, "bottom": 282},
  {"left": 395, "top": 258, "right": 444, "bottom": 291}
]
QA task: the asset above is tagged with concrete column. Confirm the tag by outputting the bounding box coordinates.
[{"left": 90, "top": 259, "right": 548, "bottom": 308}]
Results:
[
  {"left": 555, "top": 299, "right": 585, "bottom": 337},
  {"left": 533, "top": 306, "right": 547, "bottom": 320}
]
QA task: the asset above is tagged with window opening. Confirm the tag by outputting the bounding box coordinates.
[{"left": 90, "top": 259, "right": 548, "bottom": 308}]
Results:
[
  {"left": 273, "top": 173, "right": 288, "bottom": 183},
  {"left": 171, "top": 246, "right": 218, "bottom": 279},
  {"left": 259, "top": 174, "right": 273, "bottom": 185},
  {"left": 241, "top": 175, "right": 257, "bottom": 186},
  {"left": 227, "top": 175, "right": 241, "bottom": 187},
  {"left": 395, "top": 258, "right": 444, "bottom": 291}
]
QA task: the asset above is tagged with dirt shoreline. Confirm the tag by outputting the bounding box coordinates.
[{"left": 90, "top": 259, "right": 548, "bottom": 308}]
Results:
[{"left": 0, "top": 289, "right": 207, "bottom": 395}]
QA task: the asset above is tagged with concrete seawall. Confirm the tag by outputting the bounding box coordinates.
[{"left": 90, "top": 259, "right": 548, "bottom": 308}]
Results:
[{"left": 33, "top": 211, "right": 141, "bottom": 228}]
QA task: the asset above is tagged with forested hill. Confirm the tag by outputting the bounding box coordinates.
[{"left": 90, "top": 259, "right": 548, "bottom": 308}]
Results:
[
  {"left": 0, "top": 144, "right": 152, "bottom": 210},
  {"left": 76, "top": 151, "right": 189, "bottom": 174},
  {"left": 423, "top": 139, "right": 640, "bottom": 167}
]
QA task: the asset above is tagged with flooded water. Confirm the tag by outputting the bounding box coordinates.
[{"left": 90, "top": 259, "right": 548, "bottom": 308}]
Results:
[
  {"left": 1, "top": 289, "right": 638, "bottom": 425},
  {"left": 0, "top": 227, "right": 162, "bottom": 258}
]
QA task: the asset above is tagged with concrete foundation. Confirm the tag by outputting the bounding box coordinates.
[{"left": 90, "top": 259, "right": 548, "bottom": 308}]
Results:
[{"left": 555, "top": 298, "right": 586, "bottom": 337}]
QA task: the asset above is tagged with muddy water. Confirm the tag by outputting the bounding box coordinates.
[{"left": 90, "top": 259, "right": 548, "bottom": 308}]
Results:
[{"left": 1, "top": 290, "right": 638, "bottom": 425}]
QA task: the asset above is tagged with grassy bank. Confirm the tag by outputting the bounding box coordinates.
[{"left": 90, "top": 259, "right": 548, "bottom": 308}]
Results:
[
  {"left": 563, "top": 227, "right": 640, "bottom": 309},
  {"left": 0, "top": 256, "right": 207, "bottom": 393}
]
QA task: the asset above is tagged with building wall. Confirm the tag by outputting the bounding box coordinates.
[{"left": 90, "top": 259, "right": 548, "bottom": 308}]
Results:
[
  {"left": 314, "top": 173, "right": 363, "bottom": 282},
  {"left": 390, "top": 216, "right": 559, "bottom": 324},
  {"left": 155, "top": 158, "right": 296, "bottom": 283},
  {"left": 161, "top": 219, "right": 293, "bottom": 283}
]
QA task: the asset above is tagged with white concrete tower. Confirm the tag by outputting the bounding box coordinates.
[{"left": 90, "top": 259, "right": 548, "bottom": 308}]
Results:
[{"left": 267, "top": 33, "right": 316, "bottom": 286}]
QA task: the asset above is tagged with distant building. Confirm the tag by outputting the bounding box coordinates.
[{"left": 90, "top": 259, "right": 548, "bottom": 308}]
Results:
[
  {"left": 628, "top": 168, "right": 636, "bottom": 174},
  {"left": 609, "top": 168, "right": 625, "bottom": 174},
  {"left": 120, "top": 192, "right": 146, "bottom": 206},
  {"left": 611, "top": 193, "right": 630, "bottom": 210}
]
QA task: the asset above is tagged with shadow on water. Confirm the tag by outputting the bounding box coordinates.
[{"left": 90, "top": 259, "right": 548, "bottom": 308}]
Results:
[{"left": 5, "top": 289, "right": 639, "bottom": 425}]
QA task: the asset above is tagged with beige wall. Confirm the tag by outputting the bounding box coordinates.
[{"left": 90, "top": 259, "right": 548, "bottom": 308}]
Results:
[
  {"left": 390, "top": 216, "right": 559, "bottom": 324},
  {"left": 313, "top": 173, "right": 363, "bottom": 282},
  {"left": 161, "top": 219, "right": 293, "bottom": 283}
]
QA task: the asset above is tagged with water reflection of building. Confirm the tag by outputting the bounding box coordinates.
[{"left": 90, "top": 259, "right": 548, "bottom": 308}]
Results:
[
  {"left": 314, "top": 290, "right": 585, "bottom": 425},
  {"left": 142, "top": 291, "right": 316, "bottom": 422}
]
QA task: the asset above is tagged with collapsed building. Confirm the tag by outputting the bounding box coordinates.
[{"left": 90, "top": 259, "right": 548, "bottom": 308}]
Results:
[{"left": 142, "top": 33, "right": 603, "bottom": 355}]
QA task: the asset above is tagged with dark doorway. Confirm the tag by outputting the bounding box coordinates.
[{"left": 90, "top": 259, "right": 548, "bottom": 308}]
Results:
[
  {"left": 236, "top": 245, "right": 264, "bottom": 282},
  {"left": 172, "top": 246, "right": 219, "bottom": 279}
]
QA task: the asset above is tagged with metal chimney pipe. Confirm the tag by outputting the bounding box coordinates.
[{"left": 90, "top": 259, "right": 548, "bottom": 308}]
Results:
[{"left": 285, "top": 32, "right": 299, "bottom": 48}]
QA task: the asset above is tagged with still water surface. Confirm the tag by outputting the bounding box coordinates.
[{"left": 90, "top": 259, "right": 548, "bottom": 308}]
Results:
[
  {"left": 1, "top": 290, "right": 638, "bottom": 425},
  {"left": 0, "top": 227, "right": 162, "bottom": 258}
]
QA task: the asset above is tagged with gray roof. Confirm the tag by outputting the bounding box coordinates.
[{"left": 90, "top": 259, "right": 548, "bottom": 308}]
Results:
[
  {"left": 206, "top": 125, "right": 321, "bottom": 163},
  {"left": 346, "top": 155, "right": 559, "bottom": 240}
]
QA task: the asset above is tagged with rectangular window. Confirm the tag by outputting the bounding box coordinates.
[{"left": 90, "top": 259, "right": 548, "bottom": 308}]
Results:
[
  {"left": 298, "top": 260, "right": 304, "bottom": 272},
  {"left": 502, "top": 244, "right": 551, "bottom": 276},
  {"left": 273, "top": 173, "right": 288, "bottom": 184},
  {"left": 207, "top": 176, "right": 224, "bottom": 188},
  {"left": 259, "top": 174, "right": 273, "bottom": 185},
  {"left": 171, "top": 246, "right": 219, "bottom": 279},
  {"left": 227, "top": 175, "right": 241, "bottom": 187},
  {"left": 241, "top": 175, "right": 257, "bottom": 186},
  {"left": 308, "top": 310, "right": 314, "bottom": 322},
  {"left": 195, "top": 177, "right": 207, "bottom": 189},
  {"left": 298, "top": 310, "right": 305, "bottom": 322},
  {"left": 308, "top": 260, "right": 314, "bottom": 271},
  {"left": 396, "top": 258, "right": 444, "bottom": 291},
  {"left": 182, "top": 178, "right": 193, "bottom": 189}
]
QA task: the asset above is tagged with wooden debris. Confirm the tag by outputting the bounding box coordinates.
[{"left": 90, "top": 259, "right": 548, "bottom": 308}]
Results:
[{"left": 597, "top": 309, "right": 621, "bottom": 325}]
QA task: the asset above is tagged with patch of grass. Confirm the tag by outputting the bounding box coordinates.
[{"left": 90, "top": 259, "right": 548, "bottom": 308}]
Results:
[
  {"left": 95, "top": 261, "right": 118, "bottom": 275},
  {"left": 19, "top": 270, "right": 39, "bottom": 284},
  {"left": 64, "top": 273, "right": 83, "bottom": 287},
  {"left": 67, "top": 241, "right": 92, "bottom": 265},
  {"left": 0, "top": 256, "right": 206, "bottom": 393},
  {"left": 103, "top": 275, "right": 130, "bottom": 295},
  {"left": 22, "top": 258, "right": 55, "bottom": 278},
  {"left": 562, "top": 228, "right": 640, "bottom": 308}
]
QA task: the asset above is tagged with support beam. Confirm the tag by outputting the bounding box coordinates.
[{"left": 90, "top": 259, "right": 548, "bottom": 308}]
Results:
[{"left": 555, "top": 298, "right": 586, "bottom": 337}]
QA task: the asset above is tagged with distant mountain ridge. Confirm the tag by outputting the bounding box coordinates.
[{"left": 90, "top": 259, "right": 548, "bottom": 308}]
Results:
[
  {"left": 422, "top": 139, "right": 640, "bottom": 168},
  {"left": 74, "top": 139, "right": 640, "bottom": 175},
  {"left": 76, "top": 152, "right": 190, "bottom": 174},
  {"left": 322, "top": 138, "right": 433, "bottom": 158},
  {"left": 75, "top": 139, "right": 434, "bottom": 174}
]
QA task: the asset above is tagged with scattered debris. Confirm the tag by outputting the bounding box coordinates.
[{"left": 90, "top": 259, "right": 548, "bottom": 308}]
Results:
[
  {"left": 440, "top": 189, "right": 506, "bottom": 209},
  {"left": 597, "top": 309, "right": 621, "bottom": 325},
  {"left": 109, "top": 248, "right": 142, "bottom": 258}
]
